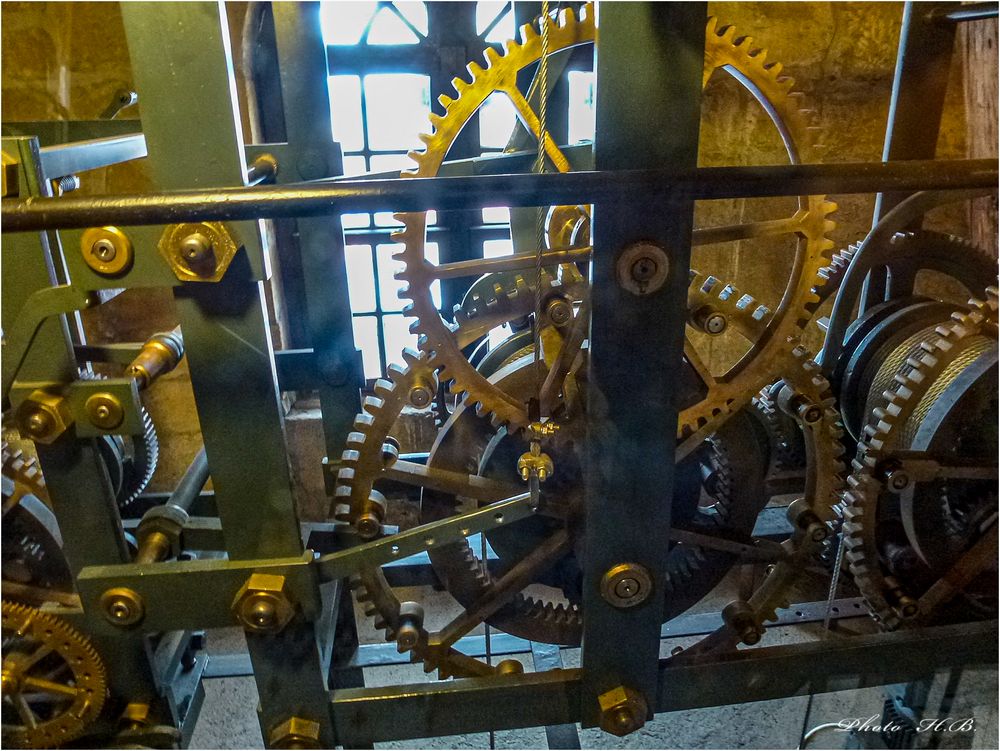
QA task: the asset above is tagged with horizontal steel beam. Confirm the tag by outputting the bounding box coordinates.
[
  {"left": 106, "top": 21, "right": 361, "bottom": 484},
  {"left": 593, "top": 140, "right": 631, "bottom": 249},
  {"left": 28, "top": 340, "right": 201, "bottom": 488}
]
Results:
[
  {"left": 38, "top": 134, "right": 147, "bottom": 180},
  {"left": 328, "top": 620, "right": 997, "bottom": 743},
  {"left": 3, "top": 158, "right": 995, "bottom": 232}
]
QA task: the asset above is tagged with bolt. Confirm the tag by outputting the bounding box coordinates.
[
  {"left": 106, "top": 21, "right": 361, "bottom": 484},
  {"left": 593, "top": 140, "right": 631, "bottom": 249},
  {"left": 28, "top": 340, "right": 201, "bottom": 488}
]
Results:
[
  {"left": 24, "top": 410, "right": 53, "bottom": 438},
  {"left": 612, "top": 707, "right": 636, "bottom": 735},
  {"left": 614, "top": 577, "right": 640, "bottom": 599},
  {"left": 92, "top": 238, "right": 117, "bottom": 261},
  {"left": 546, "top": 298, "right": 573, "bottom": 327},
  {"left": 110, "top": 601, "right": 133, "bottom": 622},
  {"left": 408, "top": 385, "right": 433, "bottom": 409},
  {"left": 101, "top": 587, "right": 145, "bottom": 627},
  {"left": 180, "top": 233, "right": 213, "bottom": 264},
  {"left": 795, "top": 399, "right": 823, "bottom": 425},
  {"left": 888, "top": 470, "right": 911, "bottom": 492},
  {"left": 355, "top": 511, "right": 382, "bottom": 540},
  {"left": 496, "top": 659, "right": 524, "bottom": 675},
  {"left": 86, "top": 392, "right": 125, "bottom": 430},
  {"left": 249, "top": 598, "right": 277, "bottom": 629},
  {"left": 704, "top": 312, "right": 727, "bottom": 334},
  {"left": 630, "top": 256, "right": 658, "bottom": 282}
]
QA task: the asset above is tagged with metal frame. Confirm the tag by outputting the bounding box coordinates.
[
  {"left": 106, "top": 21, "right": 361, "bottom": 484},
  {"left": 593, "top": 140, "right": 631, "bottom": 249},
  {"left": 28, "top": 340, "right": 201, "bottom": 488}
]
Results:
[{"left": 1, "top": 1, "right": 997, "bottom": 748}]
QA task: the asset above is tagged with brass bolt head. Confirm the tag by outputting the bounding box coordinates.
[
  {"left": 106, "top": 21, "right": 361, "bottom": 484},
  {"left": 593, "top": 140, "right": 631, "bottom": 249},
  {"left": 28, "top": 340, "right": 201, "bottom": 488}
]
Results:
[
  {"left": 85, "top": 392, "right": 125, "bottom": 430},
  {"left": 159, "top": 222, "right": 238, "bottom": 282},
  {"left": 616, "top": 242, "right": 669, "bottom": 296},
  {"left": 496, "top": 659, "right": 524, "bottom": 675},
  {"left": 100, "top": 587, "right": 145, "bottom": 628},
  {"left": 232, "top": 573, "right": 296, "bottom": 633},
  {"left": 81, "top": 226, "right": 134, "bottom": 276},
  {"left": 704, "top": 311, "right": 727, "bottom": 334},
  {"left": 16, "top": 390, "right": 74, "bottom": 444},
  {"left": 545, "top": 298, "right": 573, "bottom": 327},
  {"left": 180, "top": 233, "right": 213, "bottom": 264},
  {"left": 269, "top": 717, "right": 321, "bottom": 749},
  {"left": 600, "top": 563, "right": 653, "bottom": 608},
  {"left": 597, "top": 685, "right": 647, "bottom": 737},
  {"left": 408, "top": 384, "right": 433, "bottom": 409}
]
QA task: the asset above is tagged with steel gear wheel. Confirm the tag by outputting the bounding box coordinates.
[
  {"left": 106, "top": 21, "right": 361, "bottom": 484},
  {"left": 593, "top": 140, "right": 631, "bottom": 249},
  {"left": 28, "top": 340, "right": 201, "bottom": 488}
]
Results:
[
  {"left": 393, "top": 5, "right": 837, "bottom": 437},
  {"left": 2, "top": 600, "right": 107, "bottom": 748},
  {"left": 842, "top": 289, "right": 999, "bottom": 629}
]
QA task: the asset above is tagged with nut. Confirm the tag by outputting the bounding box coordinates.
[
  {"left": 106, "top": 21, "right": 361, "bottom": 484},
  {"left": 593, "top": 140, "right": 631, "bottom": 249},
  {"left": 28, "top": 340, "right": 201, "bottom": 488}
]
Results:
[
  {"left": 597, "top": 685, "right": 647, "bottom": 737},
  {"left": 85, "top": 392, "right": 125, "bottom": 430},
  {"left": 158, "top": 222, "right": 239, "bottom": 283},
  {"left": 101, "top": 587, "right": 145, "bottom": 628},
  {"left": 232, "top": 573, "right": 296, "bottom": 633},
  {"left": 81, "top": 226, "right": 134, "bottom": 276},
  {"left": 600, "top": 563, "right": 653, "bottom": 608},
  {"left": 269, "top": 716, "right": 321, "bottom": 749},
  {"left": 616, "top": 242, "right": 670, "bottom": 296},
  {"left": 16, "top": 390, "right": 74, "bottom": 444}
]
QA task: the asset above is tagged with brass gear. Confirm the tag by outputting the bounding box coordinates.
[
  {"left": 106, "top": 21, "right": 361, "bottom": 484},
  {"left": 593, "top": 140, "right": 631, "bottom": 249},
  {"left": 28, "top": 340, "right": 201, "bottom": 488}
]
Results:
[
  {"left": 2, "top": 600, "right": 107, "bottom": 748},
  {"left": 842, "top": 289, "right": 999, "bottom": 629},
  {"left": 393, "top": 5, "right": 837, "bottom": 435},
  {"left": 337, "top": 325, "right": 843, "bottom": 677}
]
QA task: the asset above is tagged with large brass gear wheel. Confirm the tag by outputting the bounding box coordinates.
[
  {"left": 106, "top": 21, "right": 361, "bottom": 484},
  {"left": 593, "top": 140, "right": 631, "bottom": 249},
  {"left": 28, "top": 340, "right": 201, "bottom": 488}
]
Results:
[
  {"left": 392, "top": 4, "right": 837, "bottom": 443},
  {"left": 842, "top": 289, "right": 999, "bottom": 630},
  {"left": 2, "top": 600, "right": 107, "bottom": 748}
]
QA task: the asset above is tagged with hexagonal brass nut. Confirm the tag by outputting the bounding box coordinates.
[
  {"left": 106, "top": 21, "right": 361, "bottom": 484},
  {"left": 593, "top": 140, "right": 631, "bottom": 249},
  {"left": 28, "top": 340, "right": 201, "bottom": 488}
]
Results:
[
  {"left": 269, "top": 716, "right": 321, "bottom": 749},
  {"left": 158, "top": 221, "right": 240, "bottom": 283},
  {"left": 16, "top": 390, "right": 74, "bottom": 444},
  {"left": 231, "top": 573, "right": 296, "bottom": 633},
  {"left": 597, "top": 685, "right": 648, "bottom": 737}
]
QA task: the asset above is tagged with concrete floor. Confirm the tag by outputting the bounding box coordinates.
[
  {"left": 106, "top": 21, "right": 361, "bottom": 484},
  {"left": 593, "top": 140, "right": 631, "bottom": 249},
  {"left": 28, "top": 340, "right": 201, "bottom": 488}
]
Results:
[{"left": 188, "top": 567, "right": 998, "bottom": 750}]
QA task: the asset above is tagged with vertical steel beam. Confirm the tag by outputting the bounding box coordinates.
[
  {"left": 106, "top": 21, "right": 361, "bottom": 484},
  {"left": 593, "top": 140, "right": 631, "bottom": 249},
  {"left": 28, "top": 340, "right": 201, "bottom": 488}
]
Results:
[
  {"left": 580, "top": 1, "right": 705, "bottom": 727},
  {"left": 120, "top": 4, "right": 334, "bottom": 745},
  {"left": 271, "top": 2, "right": 363, "bottom": 468},
  {"left": 865, "top": 1, "right": 958, "bottom": 309}
]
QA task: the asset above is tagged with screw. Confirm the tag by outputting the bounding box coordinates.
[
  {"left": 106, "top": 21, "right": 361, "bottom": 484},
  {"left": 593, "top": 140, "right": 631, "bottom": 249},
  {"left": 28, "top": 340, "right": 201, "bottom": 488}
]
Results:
[
  {"left": 180, "top": 233, "right": 213, "bottom": 264},
  {"left": 704, "top": 312, "right": 727, "bottom": 334},
  {"left": 888, "top": 470, "right": 911, "bottom": 492},
  {"left": 109, "top": 601, "right": 133, "bottom": 622},
  {"left": 92, "top": 238, "right": 117, "bottom": 261},
  {"left": 248, "top": 598, "right": 276, "bottom": 629},
  {"left": 546, "top": 298, "right": 573, "bottom": 327},
  {"left": 614, "top": 577, "right": 640, "bottom": 599},
  {"left": 408, "top": 385, "right": 432, "bottom": 409},
  {"left": 630, "top": 256, "right": 658, "bottom": 282},
  {"left": 101, "top": 587, "right": 145, "bottom": 627},
  {"left": 795, "top": 399, "right": 823, "bottom": 425},
  {"left": 24, "top": 410, "right": 52, "bottom": 438}
]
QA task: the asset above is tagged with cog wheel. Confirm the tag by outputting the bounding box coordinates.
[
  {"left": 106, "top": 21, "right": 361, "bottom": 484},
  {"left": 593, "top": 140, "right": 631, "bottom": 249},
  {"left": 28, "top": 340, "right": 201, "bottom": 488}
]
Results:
[
  {"left": 842, "top": 289, "right": 999, "bottom": 629},
  {"left": 392, "top": 5, "right": 837, "bottom": 436},
  {"left": 2, "top": 600, "right": 107, "bottom": 748}
]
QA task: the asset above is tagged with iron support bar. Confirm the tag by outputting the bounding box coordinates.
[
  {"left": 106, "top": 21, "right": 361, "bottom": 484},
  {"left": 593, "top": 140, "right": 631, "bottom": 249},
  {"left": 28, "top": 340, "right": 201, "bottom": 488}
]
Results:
[
  {"left": 37, "top": 134, "right": 147, "bottom": 180},
  {"left": 119, "top": 3, "right": 333, "bottom": 744},
  {"left": 328, "top": 621, "right": 996, "bottom": 744},
  {"left": 929, "top": 2, "right": 998, "bottom": 23},
  {"left": 2, "top": 159, "right": 995, "bottom": 232},
  {"left": 579, "top": 1, "right": 705, "bottom": 726}
]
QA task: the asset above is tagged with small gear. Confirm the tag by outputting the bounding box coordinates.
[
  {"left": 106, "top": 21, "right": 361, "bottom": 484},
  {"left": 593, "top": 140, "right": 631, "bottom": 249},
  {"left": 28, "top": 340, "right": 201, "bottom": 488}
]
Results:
[
  {"left": 842, "top": 289, "right": 998, "bottom": 629},
  {"left": 2, "top": 600, "right": 107, "bottom": 748}
]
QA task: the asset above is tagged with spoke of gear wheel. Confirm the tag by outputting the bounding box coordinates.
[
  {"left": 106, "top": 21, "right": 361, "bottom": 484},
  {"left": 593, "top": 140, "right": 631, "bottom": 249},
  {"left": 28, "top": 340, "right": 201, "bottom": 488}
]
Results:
[
  {"left": 2, "top": 600, "right": 107, "bottom": 748},
  {"left": 393, "top": 5, "right": 837, "bottom": 435},
  {"left": 842, "top": 289, "right": 999, "bottom": 629}
]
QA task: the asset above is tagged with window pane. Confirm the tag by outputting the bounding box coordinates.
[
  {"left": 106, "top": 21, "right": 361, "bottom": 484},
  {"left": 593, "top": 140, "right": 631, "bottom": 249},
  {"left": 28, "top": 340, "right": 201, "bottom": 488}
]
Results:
[
  {"left": 376, "top": 244, "right": 407, "bottom": 312},
  {"left": 488, "top": 323, "right": 513, "bottom": 350},
  {"left": 479, "top": 92, "right": 517, "bottom": 149},
  {"left": 321, "top": 1, "right": 377, "bottom": 45},
  {"left": 568, "top": 70, "right": 596, "bottom": 144},
  {"left": 342, "top": 155, "right": 367, "bottom": 176},
  {"left": 476, "top": 1, "right": 514, "bottom": 43},
  {"left": 396, "top": 2, "right": 428, "bottom": 35},
  {"left": 342, "top": 213, "right": 370, "bottom": 229},
  {"left": 365, "top": 74, "right": 430, "bottom": 150},
  {"left": 367, "top": 5, "right": 421, "bottom": 45},
  {"left": 483, "top": 239, "right": 513, "bottom": 259},
  {"left": 369, "top": 152, "right": 413, "bottom": 174},
  {"left": 426, "top": 242, "right": 442, "bottom": 309},
  {"left": 345, "top": 245, "right": 376, "bottom": 313},
  {"left": 352, "top": 316, "right": 382, "bottom": 379},
  {"left": 382, "top": 314, "right": 419, "bottom": 362},
  {"left": 329, "top": 76, "right": 365, "bottom": 152},
  {"left": 482, "top": 206, "right": 510, "bottom": 224}
]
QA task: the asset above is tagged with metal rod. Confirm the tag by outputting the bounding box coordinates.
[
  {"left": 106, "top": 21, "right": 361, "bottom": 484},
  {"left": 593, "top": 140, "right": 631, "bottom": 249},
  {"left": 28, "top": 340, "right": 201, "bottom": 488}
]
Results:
[
  {"left": 168, "top": 447, "right": 210, "bottom": 514},
  {"left": 3, "top": 159, "right": 995, "bottom": 232},
  {"left": 930, "top": 2, "right": 998, "bottom": 22}
]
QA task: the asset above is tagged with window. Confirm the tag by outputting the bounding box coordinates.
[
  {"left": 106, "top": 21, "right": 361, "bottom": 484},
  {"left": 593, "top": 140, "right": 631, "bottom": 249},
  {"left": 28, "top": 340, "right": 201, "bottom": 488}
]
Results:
[{"left": 322, "top": 1, "right": 590, "bottom": 381}]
